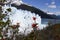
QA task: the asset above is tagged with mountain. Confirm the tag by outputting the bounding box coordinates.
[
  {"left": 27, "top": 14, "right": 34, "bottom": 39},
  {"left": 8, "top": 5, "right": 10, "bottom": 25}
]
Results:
[
  {"left": 11, "top": 4, "right": 59, "bottom": 19},
  {"left": 56, "top": 15, "right": 60, "bottom": 19},
  {"left": 0, "top": 2, "right": 59, "bottom": 19},
  {"left": 49, "top": 14, "right": 60, "bottom": 19}
]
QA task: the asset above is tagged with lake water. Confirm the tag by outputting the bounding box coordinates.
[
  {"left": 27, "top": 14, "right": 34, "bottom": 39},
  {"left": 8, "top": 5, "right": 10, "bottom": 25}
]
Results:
[
  {"left": 41, "top": 18, "right": 60, "bottom": 24},
  {"left": 41, "top": 18, "right": 60, "bottom": 28}
]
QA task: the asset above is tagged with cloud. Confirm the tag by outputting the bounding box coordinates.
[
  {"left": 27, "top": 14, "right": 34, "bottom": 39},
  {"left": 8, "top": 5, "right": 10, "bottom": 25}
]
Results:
[
  {"left": 45, "top": 1, "right": 57, "bottom": 8},
  {"left": 51, "top": 1, "right": 55, "bottom": 4},
  {"left": 47, "top": 12, "right": 54, "bottom": 15},
  {"left": 48, "top": 4, "right": 56, "bottom": 8},
  {"left": 12, "top": 0, "right": 23, "bottom": 5},
  {"left": 4, "top": 0, "right": 23, "bottom": 6},
  {"left": 48, "top": 1, "right": 56, "bottom": 8},
  {"left": 56, "top": 12, "right": 60, "bottom": 15}
]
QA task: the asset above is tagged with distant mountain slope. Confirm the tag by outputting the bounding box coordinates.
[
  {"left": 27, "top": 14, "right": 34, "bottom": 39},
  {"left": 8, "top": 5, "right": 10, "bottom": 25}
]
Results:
[
  {"left": 11, "top": 4, "right": 57, "bottom": 19},
  {"left": 0, "top": 2, "right": 59, "bottom": 19},
  {"left": 56, "top": 15, "right": 60, "bottom": 19}
]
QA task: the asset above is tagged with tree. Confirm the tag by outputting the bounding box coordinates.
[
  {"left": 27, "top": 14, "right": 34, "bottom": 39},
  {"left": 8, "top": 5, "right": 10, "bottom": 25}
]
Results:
[
  {"left": 0, "top": 5, "right": 5, "bottom": 40},
  {"left": 0, "top": 4, "right": 12, "bottom": 40},
  {"left": 0, "top": 0, "right": 6, "bottom": 3},
  {"left": 48, "top": 20, "right": 52, "bottom": 26}
]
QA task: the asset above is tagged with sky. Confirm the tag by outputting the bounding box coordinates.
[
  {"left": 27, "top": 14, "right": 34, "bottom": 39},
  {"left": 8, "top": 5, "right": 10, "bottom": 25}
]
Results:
[{"left": 22, "top": 0, "right": 60, "bottom": 15}]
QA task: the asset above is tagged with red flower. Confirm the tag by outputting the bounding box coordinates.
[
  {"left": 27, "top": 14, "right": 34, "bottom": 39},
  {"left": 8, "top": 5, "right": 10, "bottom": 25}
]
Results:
[
  {"left": 2, "top": 38, "right": 6, "bottom": 40},
  {"left": 32, "top": 17, "right": 36, "bottom": 20},
  {"left": 2, "top": 39, "right": 4, "bottom": 40},
  {"left": 32, "top": 23, "right": 38, "bottom": 27}
]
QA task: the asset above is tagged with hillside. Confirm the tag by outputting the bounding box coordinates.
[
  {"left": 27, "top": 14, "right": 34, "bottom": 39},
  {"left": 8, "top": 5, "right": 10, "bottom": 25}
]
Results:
[
  {"left": 11, "top": 4, "right": 57, "bottom": 19},
  {"left": 0, "top": 2, "right": 59, "bottom": 19},
  {"left": 23, "top": 24, "right": 60, "bottom": 40}
]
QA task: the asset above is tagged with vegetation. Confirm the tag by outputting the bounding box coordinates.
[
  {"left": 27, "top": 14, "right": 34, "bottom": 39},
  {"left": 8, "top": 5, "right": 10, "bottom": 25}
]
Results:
[
  {"left": 0, "top": 4, "right": 60, "bottom": 40},
  {"left": 0, "top": 0, "right": 6, "bottom": 3},
  {"left": 0, "top": 4, "right": 19, "bottom": 40},
  {"left": 22, "top": 24, "right": 60, "bottom": 40},
  {"left": 0, "top": 0, "right": 60, "bottom": 40},
  {"left": 7, "top": 8, "right": 11, "bottom": 12},
  {"left": 0, "top": 5, "right": 10, "bottom": 40}
]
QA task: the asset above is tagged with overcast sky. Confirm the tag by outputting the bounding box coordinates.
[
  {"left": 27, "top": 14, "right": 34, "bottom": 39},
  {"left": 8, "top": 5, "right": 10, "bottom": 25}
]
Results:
[{"left": 23, "top": 0, "right": 60, "bottom": 15}]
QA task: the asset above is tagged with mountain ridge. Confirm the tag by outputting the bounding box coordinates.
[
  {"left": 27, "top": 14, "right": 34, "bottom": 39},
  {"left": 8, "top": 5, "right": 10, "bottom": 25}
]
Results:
[
  {"left": 0, "top": 2, "right": 59, "bottom": 19},
  {"left": 11, "top": 3, "right": 59, "bottom": 19}
]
